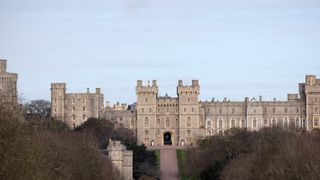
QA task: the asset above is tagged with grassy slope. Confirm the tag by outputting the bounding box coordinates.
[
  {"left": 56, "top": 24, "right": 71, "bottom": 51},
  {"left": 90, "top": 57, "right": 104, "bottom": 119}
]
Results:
[{"left": 177, "top": 150, "right": 200, "bottom": 180}]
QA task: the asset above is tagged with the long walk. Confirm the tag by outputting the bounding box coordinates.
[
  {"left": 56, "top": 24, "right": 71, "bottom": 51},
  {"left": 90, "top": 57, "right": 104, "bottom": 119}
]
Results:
[{"left": 160, "top": 147, "right": 179, "bottom": 180}]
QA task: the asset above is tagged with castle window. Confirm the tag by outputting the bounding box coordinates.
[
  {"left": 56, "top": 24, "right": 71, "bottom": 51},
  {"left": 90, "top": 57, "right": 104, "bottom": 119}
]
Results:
[
  {"left": 241, "top": 118, "right": 246, "bottom": 128},
  {"left": 264, "top": 118, "right": 268, "bottom": 125},
  {"left": 146, "top": 98, "right": 148, "bottom": 102},
  {"left": 187, "top": 130, "right": 191, "bottom": 136},
  {"left": 272, "top": 117, "right": 276, "bottom": 126},
  {"left": 167, "top": 108, "right": 169, "bottom": 113},
  {"left": 218, "top": 118, "right": 222, "bottom": 129},
  {"left": 253, "top": 117, "right": 257, "bottom": 128},
  {"left": 315, "top": 97, "right": 319, "bottom": 104},
  {"left": 73, "top": 115, "right": 76, "bottom": 120},
  {"left": 232, "top": 108, "right": 234, "bottom": 114},
  {"left": 284, "top": 117, "right": 289, "bottom": 128},
  {"left": 131, "top": 119, "right": 134, "bottom": 126},
  {"left": 54, "top": 99, "right": 56, "bottom": 105},
  {"left": 145, "top": 130, "right": 149, "bottom": 135},
  {"left": 188, "top": 98, "right": 191, "bottom": 102},
  {"left": 273, "top": 108, "right": 276, "bottom": 114},
  {"left": 166, "top": 118, "right": 170, "bottom": 128},
  {"left": 184, "top": 108, "right": 186, "bottom": 113},
  {"left": 207, "top": 119, "right": 211, "bottom": 128},
  {"left": 253, "top": 109, "right": 256, "bottom": 113},
  {"left": 142, "top": 108, "right": 144, "bottom": 113},
  {"left": 192, "top": 108, "right": 194, "bottom": 112},
  {"left": 297, "top": 108, "right": 299, "bottom": 113},
  {"left": 83, "top": 107, "right": 86, "bottom": 112},
  {"left": 73, "top": 107, "right": 75, "bottom": 112},
  {"left": 149, "top": 108, "right": 152, "bottom": 113},
  {"left": 315, "top": 107, "right": 318, "bottom": 114},
  {"left": 176, "top": 119, "right": 179, "bottom": 128},
  {"left": 295, "top": 117, "right": 300, "bottom": 127},
  {"left": 72, "top": 99, "right": 75, "bottom": 104},
  {"left": 285, "top": 108, "right": 288, "bottom": 113},
  {"left": 231, "top": 119, "right": 235, "bottom": 128},
  {"left": 145, "top": 117, "right": 149, "bottom": 128},
  {"left": 187, "top": 117, "right": 191, "bottom": 128},
  {"left": 83, "top": 115, "right": 86, "bottom": 120},
  {"left": 219, "top": 109, "right": 222, "bottom": 114},
  {"left": 264, "top": 107, "right": 267, "bottom": 113}
]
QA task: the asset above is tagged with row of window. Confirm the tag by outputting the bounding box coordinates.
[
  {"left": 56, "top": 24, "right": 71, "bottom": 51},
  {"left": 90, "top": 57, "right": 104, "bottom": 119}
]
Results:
[
  {"left": 208, "top": 117, "right": 304, "bottom": 129},
  {"left": 206, "top": 107, "right": 301, "bottom": 114},
  {"left": 144, "top": 117, "right": 193, "bottom": 128}
]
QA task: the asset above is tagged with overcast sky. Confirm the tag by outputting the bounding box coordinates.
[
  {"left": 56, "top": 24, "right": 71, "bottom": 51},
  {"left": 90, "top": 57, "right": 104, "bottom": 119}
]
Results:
[{"left": 1, "top": 0, "right": 320, "bottom": 104}]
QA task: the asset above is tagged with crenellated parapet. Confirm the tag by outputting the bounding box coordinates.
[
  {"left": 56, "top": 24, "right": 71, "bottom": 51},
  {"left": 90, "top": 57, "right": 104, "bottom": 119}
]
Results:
[{"left": 136, "top": 80, "right": 158, "bottom": 95}]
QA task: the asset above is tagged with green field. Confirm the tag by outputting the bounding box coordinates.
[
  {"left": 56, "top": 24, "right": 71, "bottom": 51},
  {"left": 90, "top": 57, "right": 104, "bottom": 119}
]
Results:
[
  {"left": 155, "top": 150, "right": 160, "bottom": 169},
  {"left": 176, "top": 150, "right": 200, "bottom": 180}
]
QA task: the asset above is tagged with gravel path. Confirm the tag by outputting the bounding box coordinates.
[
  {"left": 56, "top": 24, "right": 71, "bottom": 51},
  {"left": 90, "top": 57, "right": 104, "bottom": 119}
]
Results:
[{"left": 160, "top": 149, "right": 179, "bottom": 180}]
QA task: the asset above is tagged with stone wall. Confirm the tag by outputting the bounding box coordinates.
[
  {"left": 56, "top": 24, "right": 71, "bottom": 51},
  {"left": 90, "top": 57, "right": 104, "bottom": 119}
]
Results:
[{"left": 0, "top": 59, "right": 18, "bottom": 105}]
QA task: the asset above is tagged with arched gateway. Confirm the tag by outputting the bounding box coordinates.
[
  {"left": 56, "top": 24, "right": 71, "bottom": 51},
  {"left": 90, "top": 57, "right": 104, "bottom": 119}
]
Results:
[{"left": 163, "top": 132, "right": 172, "bottom": 145}]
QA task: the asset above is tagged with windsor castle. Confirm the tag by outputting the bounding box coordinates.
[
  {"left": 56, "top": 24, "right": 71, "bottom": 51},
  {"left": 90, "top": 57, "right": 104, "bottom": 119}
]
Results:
[
  {"left": 51, "top": 77, "right": 320, "bottom": 147},
  {"left": 1, "top": 59, "right": 320, "bottom": 148}
]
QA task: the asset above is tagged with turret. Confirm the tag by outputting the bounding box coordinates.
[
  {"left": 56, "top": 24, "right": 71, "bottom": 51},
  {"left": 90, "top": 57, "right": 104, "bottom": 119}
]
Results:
[
  {"left": 51, "top": 83, "right": 66, "bottom": 121},
  {"left": 0, "top": 59, "right": 7, "bottom": 73}
]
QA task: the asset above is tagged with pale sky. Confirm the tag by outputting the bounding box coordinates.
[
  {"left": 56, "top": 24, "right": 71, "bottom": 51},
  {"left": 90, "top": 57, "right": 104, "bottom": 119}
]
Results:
[{"left": 1, "top": 0, "right": 320, "bottom": 104}]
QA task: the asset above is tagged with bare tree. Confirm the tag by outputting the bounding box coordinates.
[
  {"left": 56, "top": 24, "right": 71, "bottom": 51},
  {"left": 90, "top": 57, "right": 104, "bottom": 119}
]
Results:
[{"left": 24, "top": 100, "right": 51, "bottom": 119}]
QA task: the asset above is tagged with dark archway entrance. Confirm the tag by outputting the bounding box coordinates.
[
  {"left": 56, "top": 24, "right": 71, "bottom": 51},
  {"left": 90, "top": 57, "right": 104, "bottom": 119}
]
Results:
[{"left": 164, "top": 132, "right": 172, "bottom": 145}]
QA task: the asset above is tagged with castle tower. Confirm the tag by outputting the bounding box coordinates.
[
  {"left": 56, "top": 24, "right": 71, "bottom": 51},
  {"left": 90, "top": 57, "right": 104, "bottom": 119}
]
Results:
[
  {"left": 0, "top": 59, "right": 7, "bottom": 73},
  {"left": 303, "top": 75, "right": 320, "bottom": 130},
  {"left": 51, "top": 83, "right": 66, "bottom": 121},
  {"left": 0, "top": 59, "right": 18, "bottom": 105},
  {"left": 136, "top": 80, "right": 158, "bottom": 145},
  {"left": 177, "top": 80, "right": 202, "bottom": 145}
]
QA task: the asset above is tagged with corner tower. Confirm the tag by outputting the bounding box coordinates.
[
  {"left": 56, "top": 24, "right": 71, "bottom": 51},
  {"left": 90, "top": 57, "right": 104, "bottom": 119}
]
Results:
[
  {"left": 51, "top": 83, "right": 66, "bottom": 121},
  {"left": 177, "top": 80, "right": 202, "bottom": 145},
  {"left": 303, "top": 75, "right": 320, "bottom": 130},
  {"left": 136, "top": 80, "right": 158, "bottom": 145}
]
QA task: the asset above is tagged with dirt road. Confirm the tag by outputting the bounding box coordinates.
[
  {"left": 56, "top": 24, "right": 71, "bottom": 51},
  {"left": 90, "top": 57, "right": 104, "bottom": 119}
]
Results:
[{"left": 160, "top": 148, "right": 179, "bottom": 180}]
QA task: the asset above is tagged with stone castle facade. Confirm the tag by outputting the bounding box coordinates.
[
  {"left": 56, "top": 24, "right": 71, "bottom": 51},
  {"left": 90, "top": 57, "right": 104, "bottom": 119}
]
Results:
[
  {"left": 0, "top": 59, "right": 18, "bottom": 105},
  {"left": 107, "top": 140, "right": 133, "bottom": 180},
  {"left": 51, "top": 83, "right": 104, "bottom": 128},
  {"left": 51, "top": 75, "right": 320, "bottom": 147}
]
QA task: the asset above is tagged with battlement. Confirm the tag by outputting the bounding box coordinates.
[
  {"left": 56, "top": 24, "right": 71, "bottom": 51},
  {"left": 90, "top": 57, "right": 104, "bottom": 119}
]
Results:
[
  {"left": 51, "top": 83, "right": 66, "bottom": 89},
  {"left": 0, "top": 59, "right": 7, "bottom": 73},
  {"left": 177, "top": 80, "right": 200, "bottom": 95},
  {"left": 136, "top": 80, "right": 158, "bottom": 95},
  {"left": 107, "top": 139, "right": 126, "bottom": 151},
  {"left": 0, "top": 73, "right": 18, "bottom": 80},
  {"left": 305, "top": 75, "right": 319, "bottom": 86},
  {"left": 287, "top": 94, "right": 300, "bottom": 101}
]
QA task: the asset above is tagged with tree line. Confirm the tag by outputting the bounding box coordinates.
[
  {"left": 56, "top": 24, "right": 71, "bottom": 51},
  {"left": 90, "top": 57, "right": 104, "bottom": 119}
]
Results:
[
  {"left": 182, "top": 127, "right": 320, "bottom": 180},
  {"left": 1, "top": 100, "right": 159, "bottom": 180}
]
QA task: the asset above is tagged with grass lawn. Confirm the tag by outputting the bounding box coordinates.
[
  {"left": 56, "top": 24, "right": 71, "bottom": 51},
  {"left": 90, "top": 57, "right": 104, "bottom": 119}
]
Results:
[
  {"left": 176, "top": 150, "right": 200, "bottom": 180},
  {"left": 155, "top": 150, "right": 160, "bottom": 169}
]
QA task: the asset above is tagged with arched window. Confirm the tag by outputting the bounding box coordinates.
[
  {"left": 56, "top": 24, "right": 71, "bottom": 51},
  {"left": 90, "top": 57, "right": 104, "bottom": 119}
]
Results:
[
  {"left": 253, "top": 117, "right": 257, "bottom": 128},
  {"left": 218, "top": 118, "right": 223, "bottom": 129},
  {"left": 264, "top": 118, "right": 268, "bottom": 126},
  {"left": 157, "top": 119, "right": 160, "bottom": 127},
  {"left": 231, "top": 119, "right": 236, "bottom": 128},
  {"left": 166, "top": 118, "right": 170, "bottom": 128},
  {"left": 187, "top": 117, "right": 191, "bottom": 128},
  {"left": 315, "top": 107, "right": 318, "bottom": 114},
  {"left": 272, "top": 117, "right": 276, "bottom": 126},
  {"left": 284, "top": 117, "right": 289, "bottom": 128},
  {"left": 241, "top": 118, "right": 246, "bottom": 128},
  {"left": 207, "top": 119, "right": 211, "bottom": 128},
  {"left": 295, "top": 117, "right": 300, "bottom": 127},
  {"left": 145, "top": 117, "right": 149, "bottom": 128}
]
